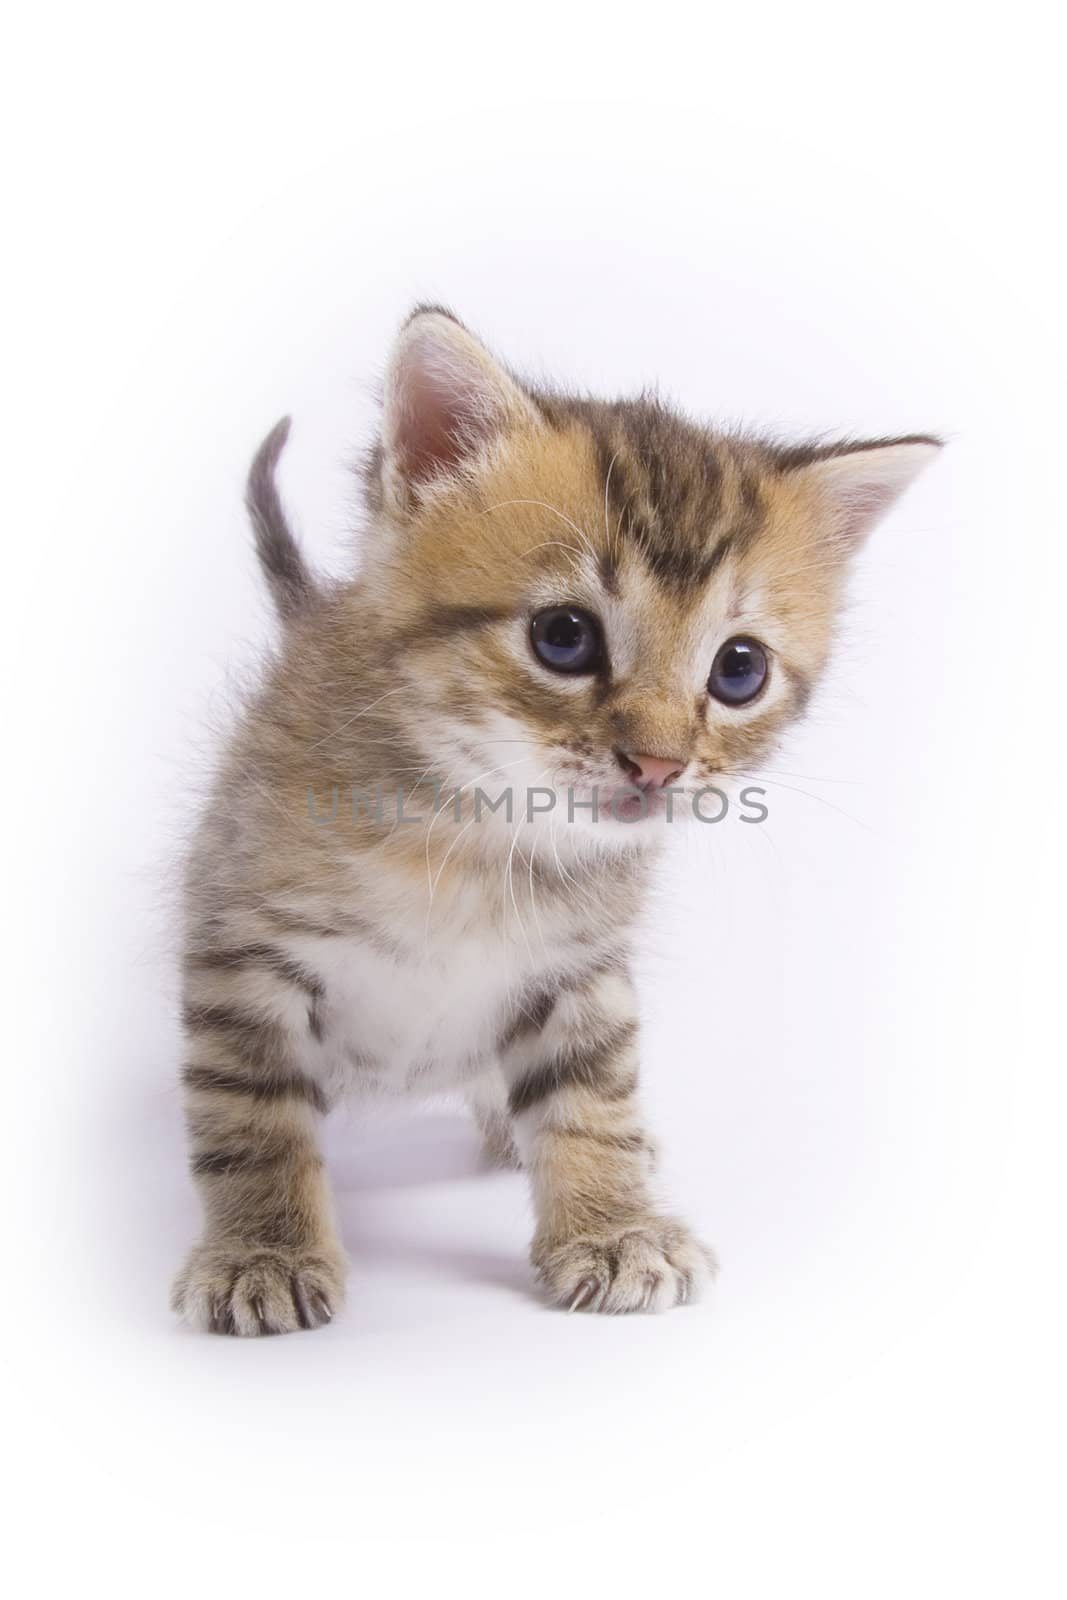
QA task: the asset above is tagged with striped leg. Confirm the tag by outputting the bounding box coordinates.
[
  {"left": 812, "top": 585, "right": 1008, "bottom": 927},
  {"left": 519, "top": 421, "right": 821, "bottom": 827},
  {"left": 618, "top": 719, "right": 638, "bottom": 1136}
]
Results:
[
  {"left": 170, "top": 944, "right": 346, "bottom": 1336},
  {"left": 504, "top": 965, "right": 715, "bottom": 1313}
]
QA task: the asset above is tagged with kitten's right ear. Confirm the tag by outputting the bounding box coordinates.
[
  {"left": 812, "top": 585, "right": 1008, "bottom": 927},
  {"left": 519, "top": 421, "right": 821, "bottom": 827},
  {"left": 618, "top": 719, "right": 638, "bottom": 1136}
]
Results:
[
  {"left": 379, "top": 307, "right": 541, "bottom": 512},
  {"left": 787, "top": 435, "right": 943, "bottom": 552}
]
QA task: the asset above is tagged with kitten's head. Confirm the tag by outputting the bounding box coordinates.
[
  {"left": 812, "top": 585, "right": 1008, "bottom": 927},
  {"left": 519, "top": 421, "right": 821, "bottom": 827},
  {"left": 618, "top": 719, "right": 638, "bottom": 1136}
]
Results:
[{"left": 356, "top": 307, "right": 939, "bottom": 848}]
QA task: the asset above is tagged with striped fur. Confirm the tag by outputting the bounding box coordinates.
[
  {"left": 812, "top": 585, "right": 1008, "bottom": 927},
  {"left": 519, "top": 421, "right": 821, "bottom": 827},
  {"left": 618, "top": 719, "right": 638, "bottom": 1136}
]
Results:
[{"left": 172, "top": 307, "right": 939, "bottom": 1333}]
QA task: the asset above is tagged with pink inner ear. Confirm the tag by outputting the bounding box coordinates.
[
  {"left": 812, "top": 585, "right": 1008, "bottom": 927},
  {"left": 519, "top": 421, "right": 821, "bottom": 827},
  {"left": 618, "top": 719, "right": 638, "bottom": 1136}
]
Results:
[
  {"left": 808, "top": 439, "right": 941, "bottom": 548},
  {"left": 397, "top": 359, "right": 469, "bottom": 483},
  {"left": 393, "top": 336, "right": 496, "bottom": 487},
  {"left": 839, "top": 481, "right": 897, "bottom": 535}
]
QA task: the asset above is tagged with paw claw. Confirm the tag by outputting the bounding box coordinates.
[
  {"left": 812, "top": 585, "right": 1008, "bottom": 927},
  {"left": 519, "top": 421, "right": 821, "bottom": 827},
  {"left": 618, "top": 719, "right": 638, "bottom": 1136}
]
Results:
[
  {"left": 290, "top": 1275, "right": 313, "bottom": 1331},
  {"left": 536, "top": 1219, "right": 713, "bottom": 1316},
  {"left": 173, "top": 1244, "right": 345, "bottom": 1337},
  {"left": 568, "top": 1277, "right": 601, "bottom": 1313}
]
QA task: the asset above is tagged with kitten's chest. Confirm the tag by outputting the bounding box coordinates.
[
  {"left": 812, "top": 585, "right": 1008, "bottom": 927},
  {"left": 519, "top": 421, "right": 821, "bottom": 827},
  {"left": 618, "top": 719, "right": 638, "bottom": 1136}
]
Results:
[
  {"left": 310, "top": 921, "right": 563, "bottom": 1096},
  {"left": 291, "top": 844, "right": 640, "bottom": 1095}
]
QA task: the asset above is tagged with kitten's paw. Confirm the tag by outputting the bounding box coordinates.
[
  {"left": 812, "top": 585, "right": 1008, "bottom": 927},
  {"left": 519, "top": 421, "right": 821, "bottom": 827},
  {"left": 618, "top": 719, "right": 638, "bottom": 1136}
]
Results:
[
  {"left": 171, "top": 1242, "right": 346, "bottom": 1336},
  {"left": 534, "top": 1218, "right": 716, "bottom": 1314}
]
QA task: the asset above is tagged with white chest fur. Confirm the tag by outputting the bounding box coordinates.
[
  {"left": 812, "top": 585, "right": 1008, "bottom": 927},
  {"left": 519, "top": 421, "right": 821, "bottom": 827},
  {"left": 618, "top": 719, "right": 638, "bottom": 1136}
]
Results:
[
  {"left": 282, "top": 882, "right": 593, "bottom": 1100},
  {"left": 259, "top": 824, "right": 644, "bottom": 1100}
]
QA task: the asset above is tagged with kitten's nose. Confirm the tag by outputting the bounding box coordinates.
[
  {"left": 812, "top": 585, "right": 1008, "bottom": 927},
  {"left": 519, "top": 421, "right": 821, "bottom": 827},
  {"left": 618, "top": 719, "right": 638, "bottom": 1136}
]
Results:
[{"left": 615, "top": 750, "right": 686, "bottom": 790}]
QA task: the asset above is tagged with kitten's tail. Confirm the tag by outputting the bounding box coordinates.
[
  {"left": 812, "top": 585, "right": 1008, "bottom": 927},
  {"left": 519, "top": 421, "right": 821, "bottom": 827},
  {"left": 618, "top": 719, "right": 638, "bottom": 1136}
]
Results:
[{"left": 246, "top": 417, "right": 316, "bottom": 620}]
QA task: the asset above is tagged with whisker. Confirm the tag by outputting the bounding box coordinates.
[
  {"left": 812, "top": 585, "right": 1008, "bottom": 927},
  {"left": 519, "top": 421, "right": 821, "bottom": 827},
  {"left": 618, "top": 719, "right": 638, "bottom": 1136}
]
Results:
[
  {"left": 723, "top": 769, "right": 873, "bottom": 832},
  {"left": 525, "top": 768, "right": 551, "bottom": 956},
  {"left": 603, "top": 450, "right": 619, "bottom": 561},
  {"left": 518, "top": 539, "right": 587, "bottom": 569},
  {"left": 503, "top": 792, "right": 540, "bottom": 969},
  {"left": 423, "top": 755, "right": 531, "bottom": 948},
  {"left": 480, "top": 498, "right": 597, "bottom": 562},
  {"left": 305, "top": 686, "right": 409, "bottom": 751}
]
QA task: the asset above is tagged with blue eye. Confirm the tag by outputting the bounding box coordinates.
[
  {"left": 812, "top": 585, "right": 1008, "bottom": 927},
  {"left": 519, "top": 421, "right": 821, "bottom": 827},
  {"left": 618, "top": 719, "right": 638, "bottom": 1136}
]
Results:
[
  {"left": 530, "top": 607, "right": 604, "bottom": 674},
  {"left": 708, "top": 637, "right": 768, "bottom": 705}
]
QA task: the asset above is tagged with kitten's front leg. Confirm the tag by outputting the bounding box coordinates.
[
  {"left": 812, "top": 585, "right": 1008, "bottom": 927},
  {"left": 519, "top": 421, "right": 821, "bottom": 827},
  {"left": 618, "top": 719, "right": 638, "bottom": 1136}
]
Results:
[
  {"left": 503, "top": 964, "right": 715, "bottom": 1313},
  {"left": 171, "top": 948, "right": 346, "bottom": 1335}
]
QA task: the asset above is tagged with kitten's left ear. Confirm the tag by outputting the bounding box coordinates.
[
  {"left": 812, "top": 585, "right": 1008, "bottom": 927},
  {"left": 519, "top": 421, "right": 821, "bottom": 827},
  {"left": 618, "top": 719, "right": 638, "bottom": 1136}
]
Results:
[
  {"left": 380, "top": 306, "right": 542, "bottom": 511},
  {"left": 792, "top": 436, "right": 943, "bottom": 550}
]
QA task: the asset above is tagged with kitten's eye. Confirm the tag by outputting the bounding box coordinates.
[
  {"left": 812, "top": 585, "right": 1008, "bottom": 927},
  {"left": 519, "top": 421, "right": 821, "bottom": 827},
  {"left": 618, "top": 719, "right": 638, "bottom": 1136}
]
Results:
[
  {"left": 530, "top": 606, "right": 604, "bottom": 674},
  {"left": 708, "top": 636, "right": 768, "bottom": 705}
]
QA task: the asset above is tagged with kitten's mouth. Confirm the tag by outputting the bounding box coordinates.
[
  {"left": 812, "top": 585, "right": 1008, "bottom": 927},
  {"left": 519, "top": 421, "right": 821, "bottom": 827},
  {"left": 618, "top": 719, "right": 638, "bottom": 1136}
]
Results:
[
  {"left": 611, "top": 789, "right": 671, "bottom": 822},
  {"left": 561, "top": 778, "right": 678, "bottom": 823}
]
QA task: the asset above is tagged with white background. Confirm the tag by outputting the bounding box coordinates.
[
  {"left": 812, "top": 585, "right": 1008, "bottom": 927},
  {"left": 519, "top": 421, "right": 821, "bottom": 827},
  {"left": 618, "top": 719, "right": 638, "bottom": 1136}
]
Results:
[{"left": 6, "top": 3, "right": 1064, "bottom": 1593}]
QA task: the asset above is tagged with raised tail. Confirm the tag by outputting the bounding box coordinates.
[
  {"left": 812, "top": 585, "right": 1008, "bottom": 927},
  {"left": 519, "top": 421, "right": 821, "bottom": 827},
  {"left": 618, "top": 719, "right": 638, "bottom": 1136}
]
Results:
[{"left": 245, "top": 417, "right": 316, "bottom": 620}]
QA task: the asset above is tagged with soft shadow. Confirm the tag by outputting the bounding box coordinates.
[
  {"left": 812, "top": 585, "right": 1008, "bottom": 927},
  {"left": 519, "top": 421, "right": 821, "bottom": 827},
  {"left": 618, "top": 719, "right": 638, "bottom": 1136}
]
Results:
[
  {"left": 329, "top": 1109, "right": 534, "bottom": 1303},
  {"left": 344, "top": 1232, "right": 534, "bottom": 1299},
  {"left": 325, "top": 1107, "right": 495, "bottom": 1191}
]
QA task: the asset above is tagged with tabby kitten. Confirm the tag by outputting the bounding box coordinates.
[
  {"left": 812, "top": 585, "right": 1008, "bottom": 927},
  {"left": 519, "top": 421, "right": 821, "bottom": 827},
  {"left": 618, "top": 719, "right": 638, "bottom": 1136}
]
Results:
[{"left": 172, "top": 307, "right": 939, "bottom": 1334}]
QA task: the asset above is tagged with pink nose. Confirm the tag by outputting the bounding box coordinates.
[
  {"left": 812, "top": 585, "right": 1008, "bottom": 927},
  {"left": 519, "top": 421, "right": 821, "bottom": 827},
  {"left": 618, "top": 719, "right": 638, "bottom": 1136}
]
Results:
[{"left": 616, "top": 751, "right": 686, "bottom": 789}]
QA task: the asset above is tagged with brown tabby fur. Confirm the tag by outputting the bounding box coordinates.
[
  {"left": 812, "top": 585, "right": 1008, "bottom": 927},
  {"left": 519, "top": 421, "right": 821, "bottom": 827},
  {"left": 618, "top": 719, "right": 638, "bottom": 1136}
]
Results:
[{"left": 171, "top": 307, "right": 939, "bottom": 1333}]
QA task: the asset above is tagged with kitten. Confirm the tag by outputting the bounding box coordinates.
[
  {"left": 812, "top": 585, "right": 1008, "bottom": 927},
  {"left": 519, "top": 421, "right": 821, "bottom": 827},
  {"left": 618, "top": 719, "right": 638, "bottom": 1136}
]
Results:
[{"left": 172, "top": 306, "right": 939, "bottom": 1334}]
